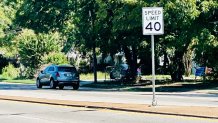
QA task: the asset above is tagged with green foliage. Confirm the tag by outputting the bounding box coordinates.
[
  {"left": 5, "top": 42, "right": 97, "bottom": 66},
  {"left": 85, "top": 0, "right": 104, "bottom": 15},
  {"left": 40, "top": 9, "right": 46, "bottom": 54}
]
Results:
[
  {"left": 0, "top": 6, "right": 11, "bottom": 34},
  {"left": 2, "top": 63, "right": 19, "bottom": 79},
  {"left": 0, "top": 4, "right": 12, "bottom": 46},
  {"left": 8, "top": 0, "right": 218, "bottom": 81},
  {"left": 15, "top": 0, "right": 75, "bottom": 33},
  {"left": 21, "top": 67, "right": 35, "bottom": 79},
  {"left": 162, "top": 0, "right": 200, "bottom": 51},
  {"left": 0, "top": 0, "right": 24, "bottom": 59},
  {"left": 42, "top": 52, "right": 69, "bottom": 65},
  {"left": 158, "top": 0, "right": 217, "bottom": 80},
  {"left": 79, "top": 59, "right": 89, "bottom": 67},
  {"left": 17, "top": 29, "right": 62, "bottom": 78},
  {"left": 193, "top": 28, "right": 218, "bottom": 78},
  {"left": 194, "top": 29, "right": 217, "bottom": 66},
  {"left": 0, "top": 0, "right": 23, "bottom": 20}
]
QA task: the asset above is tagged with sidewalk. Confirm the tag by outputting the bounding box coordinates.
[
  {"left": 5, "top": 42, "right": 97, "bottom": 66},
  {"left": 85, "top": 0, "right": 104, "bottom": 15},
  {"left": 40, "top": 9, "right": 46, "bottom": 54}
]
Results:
[{"left": 0, "top": 94, "right": 218, "bottom": 119}]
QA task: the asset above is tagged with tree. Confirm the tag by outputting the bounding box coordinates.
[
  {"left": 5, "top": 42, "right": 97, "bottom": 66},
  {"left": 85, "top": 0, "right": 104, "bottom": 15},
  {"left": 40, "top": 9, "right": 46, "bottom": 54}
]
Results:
[
  {"left": 15, "top": 0, "right": 75, "bottom": 33},
  {"left": 93, "top": 0, "right": 149, "bottom": 79},
  {"left": 17, "top": 29, "right": 62, "bottom": 78},
  {"left": 193, "top": 29, "right": 218, "bottom": 79},
  {"left": 187, "top": 0, "right": 218, "bottom": 78},
  {"left": 159, "top": 0, "right": 201, "bottom": 81},
  {"left": 12, "top": 0, "right": 218, "bottom": 82},
  {"left": 0, "top": 0, "right": 23, "bottom": 72},
  {"left": 72, "top": 0, "right": 99, "bottom": 82},
  {"left": 14, "top": 0, "right": 100, "bottom": 81},
  {"left": 0, "top": 0, "right": 23, "bottom": 55}
]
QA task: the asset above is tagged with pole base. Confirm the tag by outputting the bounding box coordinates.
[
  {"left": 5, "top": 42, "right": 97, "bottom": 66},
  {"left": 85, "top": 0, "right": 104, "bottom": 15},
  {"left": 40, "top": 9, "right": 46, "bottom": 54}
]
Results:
[{"left": 152, "top": 100, "right": 157, "bottom": 106}]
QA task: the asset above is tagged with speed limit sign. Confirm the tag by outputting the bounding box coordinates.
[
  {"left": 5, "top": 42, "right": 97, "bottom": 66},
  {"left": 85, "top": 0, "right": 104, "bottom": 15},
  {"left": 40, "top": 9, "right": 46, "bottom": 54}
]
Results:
[
  {"left": 142, "top": 7, "right": 164, "bottom": 106},
  {"left": 142, "top": 7, "right": 164, "bottom": 35}
]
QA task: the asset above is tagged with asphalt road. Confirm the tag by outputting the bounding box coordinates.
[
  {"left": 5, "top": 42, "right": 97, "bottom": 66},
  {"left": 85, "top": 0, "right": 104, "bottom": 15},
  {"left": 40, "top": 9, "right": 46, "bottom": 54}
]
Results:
[
  {"left": 0, "top": 82, "right": 218, "bottom": 107},
  {"left": 0, "top": 100, "right": 217, "bottom": 123}
]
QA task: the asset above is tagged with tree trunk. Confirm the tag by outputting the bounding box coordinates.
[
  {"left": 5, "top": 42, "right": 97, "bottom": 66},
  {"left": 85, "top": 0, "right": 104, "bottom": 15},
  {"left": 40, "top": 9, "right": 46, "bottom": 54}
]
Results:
[
  {"left": 93, "top": 43, "right": 97, "bottom": 83},
  {"left": 89, "top": 4, "right": 97, "bottom": 83},
  {"left": 170, "top": 51, "right": 184, "bottom": 81},
  {"left": 163, "top": 51, "right": 169, "bottom": 74},
  {"left": 123, "top": 45, "right": 137, "bottom": 80},
  {"left": 123, "top": 45, "right": 132, "bottom": 65},
  {"left": 169, "top": 37, "right": 193, "bottom": 82},
  {"left": 132, "top": 46, "right": 137, "bottom": 78},
  {"left": 183, "top": 51, "right": 193, "bottom": 77}
]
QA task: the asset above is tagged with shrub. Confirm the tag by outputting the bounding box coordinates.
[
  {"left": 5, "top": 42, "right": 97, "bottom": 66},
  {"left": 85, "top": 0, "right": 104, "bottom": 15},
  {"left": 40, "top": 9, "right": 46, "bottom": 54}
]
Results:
[
  {"left": 79, "top": 59, "right": 88, "bottom": 67},
  {"left": 78, "top": 59, "right": 90, "bottom": 73},
  {"left": 19, "top": 67, "right": 36, "bottom": 79},
  {"left": 17, "top": 29, "right": 62, "bottom": 70},
  {"left": 42, "top": 52, "right": 69, "bottom": 65},
  {"left": 2, "top": 64, "right": 19, "bottom": 79}
]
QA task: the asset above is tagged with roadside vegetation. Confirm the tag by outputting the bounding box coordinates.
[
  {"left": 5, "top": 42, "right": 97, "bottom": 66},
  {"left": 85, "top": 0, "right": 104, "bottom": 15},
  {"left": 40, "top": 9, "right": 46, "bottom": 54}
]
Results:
[
  {"left": 0, "top": 72, "right": 108, "bottom": 84},
  {"left": 0, "top": 75, "right": 35, "bottom": 84},
  {"left": 1, "top": 72, "right": 217, "bottom": 94},
  {"left": 82, "top": 75, "right": 218, "bottom": 93},
  {"left": 80, "top": 72, "right": 109, "bottom": 80},
  {"left": 0, "top": 0, "right": 217, "bottom": 86}
]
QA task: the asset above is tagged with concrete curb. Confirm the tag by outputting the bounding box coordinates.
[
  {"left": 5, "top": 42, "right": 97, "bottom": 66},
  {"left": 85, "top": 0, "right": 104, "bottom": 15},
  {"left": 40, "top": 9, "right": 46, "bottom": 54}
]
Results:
[{"left": 0, "top": 95, "right": 218, "bottom": 119}]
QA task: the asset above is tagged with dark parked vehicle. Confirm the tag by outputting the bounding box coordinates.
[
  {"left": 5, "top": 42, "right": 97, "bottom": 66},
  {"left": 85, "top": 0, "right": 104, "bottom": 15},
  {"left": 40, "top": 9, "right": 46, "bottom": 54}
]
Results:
[{"left": 36, "top": 64, "right": 80, "bottom": 90}]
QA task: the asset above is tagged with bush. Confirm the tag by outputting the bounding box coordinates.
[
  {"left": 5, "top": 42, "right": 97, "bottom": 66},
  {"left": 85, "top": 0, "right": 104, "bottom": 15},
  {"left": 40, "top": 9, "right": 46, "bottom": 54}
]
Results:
[
  {"left": 17, "top": 29, "right": 62, "bottom": 70},
  {"left": 78, "top": 59, "right": 90, "bottom": 73},
  {"left": 42, "top": 52, "right": 69, "bottom": 65},
  {"left": 19, "top": 67, "right": 36, "bottom": 79},
  {"left": 2, "top": 64, "right": 19, "bottom": 79},
  {"left": 79, "top": 59, "right": 88, "bottom": 67}
]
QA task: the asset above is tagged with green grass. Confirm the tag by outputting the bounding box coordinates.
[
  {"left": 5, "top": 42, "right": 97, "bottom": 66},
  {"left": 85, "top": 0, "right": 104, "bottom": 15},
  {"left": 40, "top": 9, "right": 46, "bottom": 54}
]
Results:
[
  {"left": 80, "top": 72, "right": 109, "bottom": 80},
  {"left": 142, "top": 75, "right": 197, "bottom": 80},
  {"left": 80, "top": 73, "right": 172, "bottom": 81},
  {"left": 0, "top": 71, "right": 109, "bottom": 84},
  {"left": 3, "top": 79, "right": 35, "bottom": 84},
  {"left": 0, "top": 74, "right": 35, "bottom": 84},
  {"left": 82, "top": 78, "right": 218, "bottom": 92},
  {"left": 0, "top": 73, "right": 204, "bottom": 88},
  {"left": 142, "top": 75, "right": 171, "bottom": 80}
]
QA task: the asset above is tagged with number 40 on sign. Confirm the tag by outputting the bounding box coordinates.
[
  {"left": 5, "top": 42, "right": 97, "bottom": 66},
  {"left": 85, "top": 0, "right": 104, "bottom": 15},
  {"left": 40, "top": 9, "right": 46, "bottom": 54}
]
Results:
[{"left": 142, "top": 7, "right": 164, "bottom": 35}]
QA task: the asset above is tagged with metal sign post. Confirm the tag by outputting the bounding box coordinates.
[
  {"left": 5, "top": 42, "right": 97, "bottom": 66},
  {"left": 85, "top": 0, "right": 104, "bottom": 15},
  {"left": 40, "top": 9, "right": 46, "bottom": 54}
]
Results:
[
  {"left": 142, "top": 7, "right": 164, "bottom": 106},
  {"left": 151, "top": 35, "right": 157, "bottom": 106}
]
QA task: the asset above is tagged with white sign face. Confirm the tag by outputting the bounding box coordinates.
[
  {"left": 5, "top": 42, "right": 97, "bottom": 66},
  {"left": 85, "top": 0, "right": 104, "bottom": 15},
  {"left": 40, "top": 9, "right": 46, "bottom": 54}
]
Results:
[{"left": 142, "top": 7, "right": 164, "bottom": 35}]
